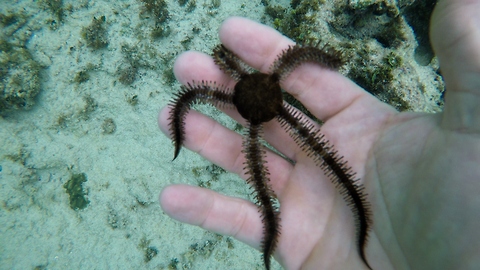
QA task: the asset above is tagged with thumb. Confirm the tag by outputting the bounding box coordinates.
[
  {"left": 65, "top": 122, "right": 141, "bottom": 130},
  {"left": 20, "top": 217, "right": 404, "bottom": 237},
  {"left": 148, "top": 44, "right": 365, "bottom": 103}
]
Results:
[{"left": 430, "top": 0, "right": 480, "bottom": 132}]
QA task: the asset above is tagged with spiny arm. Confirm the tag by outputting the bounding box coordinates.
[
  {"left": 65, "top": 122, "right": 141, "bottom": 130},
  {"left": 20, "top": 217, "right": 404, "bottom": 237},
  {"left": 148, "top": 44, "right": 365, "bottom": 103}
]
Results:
[
  {"left": 277, "top": 105, "right": 372, "bottom": 270},
  {"left": 168, "top": 81, "right": 233, "bottom": 159},
  {"left": 271, "top": 44, "right": 344, "bottom": 80},
  {"left": 243, "top": 122, "right": 281, "bottom": 270}
]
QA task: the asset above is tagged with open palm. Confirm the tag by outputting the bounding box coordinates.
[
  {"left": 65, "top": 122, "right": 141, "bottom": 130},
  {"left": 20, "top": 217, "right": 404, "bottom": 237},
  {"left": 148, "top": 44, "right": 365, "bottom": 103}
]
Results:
[{"left": 158, "top": 1, "right": 480, "bottom": 269}]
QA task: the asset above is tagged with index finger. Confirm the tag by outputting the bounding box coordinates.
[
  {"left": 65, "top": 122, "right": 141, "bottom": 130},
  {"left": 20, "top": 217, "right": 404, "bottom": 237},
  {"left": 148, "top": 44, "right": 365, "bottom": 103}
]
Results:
[{"left": 219, "top": 17, "right": 382, "bottom": 121}]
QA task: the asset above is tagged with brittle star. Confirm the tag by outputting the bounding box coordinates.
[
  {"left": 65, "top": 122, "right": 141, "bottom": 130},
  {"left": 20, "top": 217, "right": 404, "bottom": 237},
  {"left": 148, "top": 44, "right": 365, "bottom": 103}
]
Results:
[{"left": 168, "top": 43, "right": 372, "bottom": 270}]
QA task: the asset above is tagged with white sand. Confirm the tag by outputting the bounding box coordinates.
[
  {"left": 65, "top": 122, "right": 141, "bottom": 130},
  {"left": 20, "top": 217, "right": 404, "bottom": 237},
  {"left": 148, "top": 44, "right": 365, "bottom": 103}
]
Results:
[{"left": 0, "top": 0, "right": 280, "bottom": 269}]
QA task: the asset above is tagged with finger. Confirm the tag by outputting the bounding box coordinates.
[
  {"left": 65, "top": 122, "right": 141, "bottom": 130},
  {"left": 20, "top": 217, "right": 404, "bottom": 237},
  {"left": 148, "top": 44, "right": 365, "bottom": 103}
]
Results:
[
  {"left": 173, "top": 50, "right": 243, "bottom": 124},
  {"left": 219, "top": 16, "right": 385, "bottom": 121},
  {"left": 158, "top": 107, "right": 293, "bottom": 194},
  {"left": 172, "top": 50, "right": 304, "bottom": 162},
  {"left": 160, "top": 184, "right": 264, "bottom": 249},
  {"left": 173, "top": 51, "right": 236, "bottom": 89},
  {"left": 431, "top": 0, "right": 480, "bottom": 132}
]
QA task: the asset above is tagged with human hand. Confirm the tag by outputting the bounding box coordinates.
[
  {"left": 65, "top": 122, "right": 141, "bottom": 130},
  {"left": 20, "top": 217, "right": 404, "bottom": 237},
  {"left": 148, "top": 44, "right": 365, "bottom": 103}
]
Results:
[{"left": 158, "top": 0, "right": 480, "bottom": 269}]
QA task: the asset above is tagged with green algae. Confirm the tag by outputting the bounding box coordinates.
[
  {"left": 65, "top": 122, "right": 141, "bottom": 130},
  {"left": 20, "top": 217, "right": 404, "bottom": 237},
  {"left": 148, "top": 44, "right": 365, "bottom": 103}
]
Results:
[
  {"left": 64, "top": 173, "right": 90, "bottom": 210},
  {"left": 81, "top": 16, "right": 108, "bottom": 50}
]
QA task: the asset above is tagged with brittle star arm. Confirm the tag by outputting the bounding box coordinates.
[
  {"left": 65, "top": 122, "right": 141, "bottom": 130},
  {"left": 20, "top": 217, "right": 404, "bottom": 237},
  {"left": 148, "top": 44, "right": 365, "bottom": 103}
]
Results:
[
  {"left": 276, "top": 104, "right": 372, "bottom": 270},
  {"left": 243, "top": 122, "right": 281, "bottom": 270},
  {"left": 213, "top": 44, "right": 252, "bottom": 80},
  {"left": 168, "top": 82, "right": 233, "bottom": 160},
  {"left": 271, "top": 44, "right": 344, "bottom": 78}
]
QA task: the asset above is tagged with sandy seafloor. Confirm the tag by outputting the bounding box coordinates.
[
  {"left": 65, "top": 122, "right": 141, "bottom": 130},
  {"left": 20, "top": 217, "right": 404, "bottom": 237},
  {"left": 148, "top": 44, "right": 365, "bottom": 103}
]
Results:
[
  {"left": 0, "top": 0, "right": 442, "bottom": 269},
  {"left": 0, "top": 0, "right": 285, "bottom": 269}
]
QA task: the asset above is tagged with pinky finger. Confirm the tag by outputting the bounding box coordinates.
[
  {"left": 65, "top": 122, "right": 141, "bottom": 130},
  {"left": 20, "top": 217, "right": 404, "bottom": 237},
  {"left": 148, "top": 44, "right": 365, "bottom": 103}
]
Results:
[{"left": 159, "top": 184, "right": 264, "bottom": 250}]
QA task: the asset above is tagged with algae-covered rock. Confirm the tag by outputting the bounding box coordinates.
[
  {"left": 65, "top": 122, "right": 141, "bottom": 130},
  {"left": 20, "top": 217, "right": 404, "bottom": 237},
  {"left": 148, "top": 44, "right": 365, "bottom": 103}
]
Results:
[
  {"left": 264, "top": 0, "right": 443, "bottom": 112},
  {"left": 1, "top": 9, "right": 44, "bottom": 114},
  {"left": 63, "top": 173, "right": 90, "bottom": 210},
  {"left": 0, "top": 40, "right": 42, "bottom": 113},
  {"left": 81, "top": 16, "right": 109, "bottom": 50}
]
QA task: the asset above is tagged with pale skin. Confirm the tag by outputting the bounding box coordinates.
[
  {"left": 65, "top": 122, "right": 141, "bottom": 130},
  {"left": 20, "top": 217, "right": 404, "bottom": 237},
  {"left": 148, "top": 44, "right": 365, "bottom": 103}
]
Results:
[{"left": 158, "top": 0, "right": 480, "bottom": 269}]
